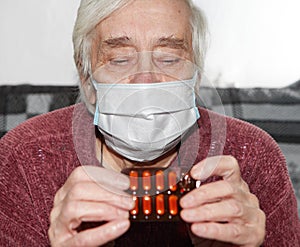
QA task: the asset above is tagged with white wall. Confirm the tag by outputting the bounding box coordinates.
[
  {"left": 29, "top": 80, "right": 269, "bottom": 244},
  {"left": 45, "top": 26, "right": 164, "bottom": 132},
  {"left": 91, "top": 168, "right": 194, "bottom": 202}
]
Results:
[
  {"left": 0, "top": 0, "right": 300, "bottom": 87},
  {"left": 0, "top": 0, "right": 81, "bottom": 85},
  {"left": 198, "top": 0, "right": 300, "bottom": 87}
]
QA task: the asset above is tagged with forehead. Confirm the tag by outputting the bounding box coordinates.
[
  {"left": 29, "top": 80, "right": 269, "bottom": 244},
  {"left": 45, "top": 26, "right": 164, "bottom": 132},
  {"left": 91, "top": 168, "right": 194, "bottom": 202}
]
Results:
[{"left": 95, "top": 0, "right": 192, "bottom": 47}]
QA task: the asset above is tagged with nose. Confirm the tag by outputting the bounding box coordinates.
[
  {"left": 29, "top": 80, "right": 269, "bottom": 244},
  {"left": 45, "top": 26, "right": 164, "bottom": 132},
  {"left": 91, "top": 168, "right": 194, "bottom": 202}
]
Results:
[
  {"left": 129, "top": 52, "right": 164, "bottom": 83},
  {"left": 130, "top": 72, "right": 158, "bottom": 83}
]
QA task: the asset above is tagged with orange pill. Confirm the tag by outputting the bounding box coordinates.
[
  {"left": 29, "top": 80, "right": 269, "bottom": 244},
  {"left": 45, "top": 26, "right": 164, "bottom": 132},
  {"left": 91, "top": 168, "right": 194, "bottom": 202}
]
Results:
[
  {"left": 130, "top": 196, "right": 139, "bottom": 215},
  {"left": 143, "top": 195, "right": 152, "bottom": 215},
  {"left": 155, "top": 170, "right": 164, "bottom": 191},
  {"left": 169, "top": 195, "right": 178, "bottom": 216},
  {"left": 129, "top": 170, "right": 138, "bottom": 191},
  {"left": 168, "top": 171, "right": 178, "bottom": 192},
  {"left": 156, "top": 194, "right": 165, "bottom": 215},
  {"left": 142, "top": 170, "right": 151, "bottom": 191}
]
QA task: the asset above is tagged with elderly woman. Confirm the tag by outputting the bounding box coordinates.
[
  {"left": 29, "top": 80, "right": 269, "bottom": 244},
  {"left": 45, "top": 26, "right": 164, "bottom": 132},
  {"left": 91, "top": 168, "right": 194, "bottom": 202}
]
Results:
[{"left": 0, "top": 0, "right": 299, "bottom": 246}]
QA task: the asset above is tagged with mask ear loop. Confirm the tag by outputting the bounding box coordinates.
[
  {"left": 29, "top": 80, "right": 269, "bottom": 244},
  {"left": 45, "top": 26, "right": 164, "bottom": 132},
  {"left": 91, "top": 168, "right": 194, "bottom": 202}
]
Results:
[
  {"left": 100, "top": 139, "right": 103, "bottom": 167},
  {"left": 177, "top": 146, "right": 181, "bottom": 168},
  {"left": 97, "top": 127, "right": 104, "bottom": 167}
]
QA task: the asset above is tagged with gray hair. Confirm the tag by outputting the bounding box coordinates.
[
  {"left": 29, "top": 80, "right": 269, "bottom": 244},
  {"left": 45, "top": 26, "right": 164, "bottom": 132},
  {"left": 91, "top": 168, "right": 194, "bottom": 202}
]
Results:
[{"left": 73, "top": 0, "right": 208, "bottom": 113}]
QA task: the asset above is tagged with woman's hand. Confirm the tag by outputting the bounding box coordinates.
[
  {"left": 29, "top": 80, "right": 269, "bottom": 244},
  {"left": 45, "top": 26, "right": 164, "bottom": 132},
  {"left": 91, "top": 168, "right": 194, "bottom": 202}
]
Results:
[
  {"left": 48, "top": 166, "right": 134, "bottom": 247},
  {"left": 180, "top": 156, "right": 266, "bottom": 247}
]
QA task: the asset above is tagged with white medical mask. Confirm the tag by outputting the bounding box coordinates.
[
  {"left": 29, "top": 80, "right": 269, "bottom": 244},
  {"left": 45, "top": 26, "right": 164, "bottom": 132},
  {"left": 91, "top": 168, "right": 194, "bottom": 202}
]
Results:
[{"left": 92, "top": 74, "right": 200, "bottom": 162}]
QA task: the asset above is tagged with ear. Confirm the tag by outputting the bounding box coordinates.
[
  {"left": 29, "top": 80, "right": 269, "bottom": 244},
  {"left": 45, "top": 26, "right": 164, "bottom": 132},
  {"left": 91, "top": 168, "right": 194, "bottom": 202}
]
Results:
[{"left": 81, "top": 78, "right": 96, "bottom": 105}]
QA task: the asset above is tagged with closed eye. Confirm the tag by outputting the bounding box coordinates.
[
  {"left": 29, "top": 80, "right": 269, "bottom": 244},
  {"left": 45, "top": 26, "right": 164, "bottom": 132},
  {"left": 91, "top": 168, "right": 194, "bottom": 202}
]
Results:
[
  {"left": 161, "top": 58, "right": 180, "bottom": 64},
  {"left": 110, "top": 58, "right": 130, "bottom": 65},
  {"left": 155, "top": 57, "right": 182, "bottom": 67}
]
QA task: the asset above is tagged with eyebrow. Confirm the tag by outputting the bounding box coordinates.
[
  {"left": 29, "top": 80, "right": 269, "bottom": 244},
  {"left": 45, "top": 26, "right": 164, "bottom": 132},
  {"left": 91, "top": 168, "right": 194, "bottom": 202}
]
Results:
[
  {"left": 156, "top": 36, "right": 188, "bottom": 50},
  {"left": 101, "top": 35, "right": 188, "bottom": 50},
  {"left": 102, "top": 36, "right": 132, "bottom": 48}
]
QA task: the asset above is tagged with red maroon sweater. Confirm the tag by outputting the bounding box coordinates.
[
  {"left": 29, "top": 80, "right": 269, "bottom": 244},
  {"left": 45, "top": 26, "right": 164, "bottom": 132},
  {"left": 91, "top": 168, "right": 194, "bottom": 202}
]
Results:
[{"left": 0, "top": 104, "right": 299, "bottom": 246}]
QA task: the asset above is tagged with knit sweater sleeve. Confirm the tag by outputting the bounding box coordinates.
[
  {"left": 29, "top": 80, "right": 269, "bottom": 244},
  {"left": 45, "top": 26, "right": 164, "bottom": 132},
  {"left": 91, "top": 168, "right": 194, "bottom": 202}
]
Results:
[
  {"left": 0, "top": 137, "right": 49, "bottom": 246},
  {"left": 251, "top": 140, "right": 300, "bottom": 246},
  {"left": 0, "top": 106, "right": 78, "bottom": 247},
  {"left": 227, "top": 119, "right": 300, "bottom": 246}
]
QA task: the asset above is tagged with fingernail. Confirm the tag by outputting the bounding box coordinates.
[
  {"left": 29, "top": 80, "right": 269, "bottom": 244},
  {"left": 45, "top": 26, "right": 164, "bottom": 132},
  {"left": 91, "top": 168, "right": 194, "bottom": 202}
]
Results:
[
  {"left": 192, "top": 224, "right": 207, "bottom": 235},
  {"left": 180, "top": 194, "right": 194, "bottom": 207},
  {"left": 129, "top": 197, "right": 135, "bottom": 209},
  {"left": 181, "top": 209, "right": 193, "bottom": 220},
  {"left": 117, "top": 209, "right": 129, "bottom": 218},
  {"left": 116, "top": 174, "right": 130, "bottom": 189},
  {"left": 192, "top": 162, "right": 213, "bottom": 180},
  {"left": 191, "top": 165, "right": 205, "bottom": 180},
  {"left": 116, "top": 219, "right": 130, "bottom": 231},
  {"left": 122, "top": 196, "right": 135, "bottom": 209}
]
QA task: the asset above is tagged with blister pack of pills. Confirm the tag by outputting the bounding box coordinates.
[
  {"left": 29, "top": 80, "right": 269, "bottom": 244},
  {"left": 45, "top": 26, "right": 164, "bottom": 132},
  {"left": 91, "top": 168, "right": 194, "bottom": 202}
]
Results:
[{"left": 122, "top": 167, "right": 200, "bottom": 222}]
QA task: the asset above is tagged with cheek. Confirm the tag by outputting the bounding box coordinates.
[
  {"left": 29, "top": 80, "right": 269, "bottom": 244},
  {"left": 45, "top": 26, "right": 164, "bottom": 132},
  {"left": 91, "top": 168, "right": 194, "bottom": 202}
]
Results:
[{"left": 83, "top": 81, "right": 97, "bottom": 105}]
